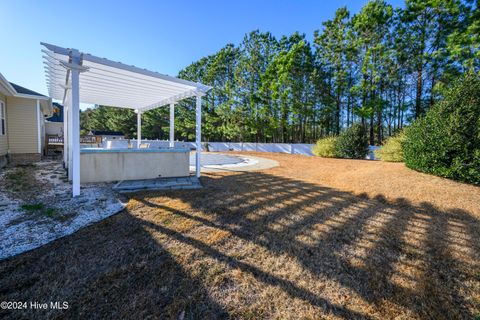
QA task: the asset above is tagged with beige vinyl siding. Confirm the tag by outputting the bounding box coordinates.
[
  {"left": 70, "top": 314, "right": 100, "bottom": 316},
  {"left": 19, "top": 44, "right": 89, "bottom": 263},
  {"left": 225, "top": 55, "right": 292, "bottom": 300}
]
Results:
[
  {"left": 0, "top": 92, "right": 7, "bottom": 156},
  {"left": 6, "top": 96, "right": 39, "bottom": 154},
  {"left": 46, "top": 121, "right": 63, "bottom": 135}
]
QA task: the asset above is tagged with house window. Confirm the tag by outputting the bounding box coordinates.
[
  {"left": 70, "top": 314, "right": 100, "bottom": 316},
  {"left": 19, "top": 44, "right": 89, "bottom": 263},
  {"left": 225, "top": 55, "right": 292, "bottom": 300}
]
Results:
[{"left": 0, "top": 101, "right": 5, "bottom": 135}]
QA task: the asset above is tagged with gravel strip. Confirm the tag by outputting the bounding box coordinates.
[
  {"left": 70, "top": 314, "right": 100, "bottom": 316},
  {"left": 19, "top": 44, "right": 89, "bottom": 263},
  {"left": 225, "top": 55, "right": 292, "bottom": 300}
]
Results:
[{"left": 0, "top": 160, "right": 126, "bottom": 260}]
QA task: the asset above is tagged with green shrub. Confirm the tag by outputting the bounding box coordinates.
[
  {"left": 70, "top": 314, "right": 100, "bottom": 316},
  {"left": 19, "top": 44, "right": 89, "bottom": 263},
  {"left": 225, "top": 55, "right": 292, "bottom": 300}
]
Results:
[
  {"left": 312, "top": 136, "right": 339, "bottom": 158},
  {"left": 403, "top": 72, "right": 480, "bottom": 184},
  {"left": 375, "top": 132, "right": 406, "bottom": 162},
  {"left": 335, "top": 123, "right": 369, "bottom": 159}
]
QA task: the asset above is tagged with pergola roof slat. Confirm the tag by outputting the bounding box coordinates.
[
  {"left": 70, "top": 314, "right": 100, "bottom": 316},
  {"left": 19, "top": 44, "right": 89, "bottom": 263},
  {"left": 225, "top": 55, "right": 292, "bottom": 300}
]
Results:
[
  {"left": 84, "top": 63, "right": 195, "bottom": 92},
  {"left": 77, "top": 82, "right": 172, "bottom": 100},
  {"left": 74, "top": 74, "right": 185, "bottom": 96},
  {"left": 41, "top": 42, "right": 211, "bottom": 110},
  {"left": 82, "top": 52, "right": 210, "bottom": 92}
]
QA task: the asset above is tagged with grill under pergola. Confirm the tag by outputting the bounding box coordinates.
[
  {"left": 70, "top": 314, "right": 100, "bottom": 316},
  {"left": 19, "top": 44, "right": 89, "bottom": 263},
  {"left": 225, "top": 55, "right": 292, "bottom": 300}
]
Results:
[{"left": 42, "top": 42, "right": 211, "bottom": 196}]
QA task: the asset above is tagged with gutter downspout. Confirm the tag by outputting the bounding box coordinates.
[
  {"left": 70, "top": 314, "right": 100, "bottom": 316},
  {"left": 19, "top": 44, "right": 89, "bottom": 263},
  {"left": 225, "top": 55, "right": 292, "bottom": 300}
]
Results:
[{"left": 36, "top": 99, "right": 42, "bottom": 154}]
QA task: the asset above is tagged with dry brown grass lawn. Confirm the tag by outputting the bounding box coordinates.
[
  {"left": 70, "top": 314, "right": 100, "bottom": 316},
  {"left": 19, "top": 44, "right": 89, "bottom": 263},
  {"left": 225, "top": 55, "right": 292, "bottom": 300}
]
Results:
[{"left": 1, "top": 153, "right": 479, "bottom": 319}]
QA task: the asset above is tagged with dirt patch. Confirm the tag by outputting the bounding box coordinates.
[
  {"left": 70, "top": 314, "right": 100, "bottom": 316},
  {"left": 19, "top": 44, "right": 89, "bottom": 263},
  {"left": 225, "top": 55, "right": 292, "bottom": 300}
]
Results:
[
  {"left": 0, "top": 164, "right": 49, "bottom": 201},
  {"left": 0, "top": 155, "right": 478, "bottom": 319}
]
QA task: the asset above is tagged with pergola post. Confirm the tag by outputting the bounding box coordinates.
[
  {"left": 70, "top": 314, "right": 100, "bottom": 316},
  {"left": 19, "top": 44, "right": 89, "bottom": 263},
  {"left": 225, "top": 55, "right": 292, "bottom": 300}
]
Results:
[
  {"left": 67, "top": 89, "right": 73, "bottom": 179},
  {"left": 169, "top": 103, "right": 174, "bottom": 148},
  {"left": 62, "top": 96, "right": 69, "bottom": 168},
  {"left": 136, "top": 110, "right": 142, "bottom": 148},
  {"left": 195, "top": 95, "right": 202, "bottom": 178},
  {"left": 70, "top": 50, "right": 81, "bottom": 197}
]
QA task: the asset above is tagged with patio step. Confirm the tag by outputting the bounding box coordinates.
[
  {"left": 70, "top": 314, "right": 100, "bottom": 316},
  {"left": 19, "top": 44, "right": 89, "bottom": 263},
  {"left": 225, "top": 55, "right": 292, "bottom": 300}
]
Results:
[{"left": 113, "top": 176, "right": 202, "bottom": 193}]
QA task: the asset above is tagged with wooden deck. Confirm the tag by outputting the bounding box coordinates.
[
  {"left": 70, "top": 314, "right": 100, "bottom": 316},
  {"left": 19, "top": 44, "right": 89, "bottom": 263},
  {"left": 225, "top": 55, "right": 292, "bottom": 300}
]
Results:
[{"left": 44, "top": 135, "right": 101, "bottom": 156}]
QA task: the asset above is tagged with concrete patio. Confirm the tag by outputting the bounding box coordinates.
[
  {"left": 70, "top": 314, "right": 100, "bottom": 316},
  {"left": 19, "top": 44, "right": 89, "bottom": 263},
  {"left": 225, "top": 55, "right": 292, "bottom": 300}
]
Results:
[{"left": 113, "top": 176, "right": 202, "bottom": 193}]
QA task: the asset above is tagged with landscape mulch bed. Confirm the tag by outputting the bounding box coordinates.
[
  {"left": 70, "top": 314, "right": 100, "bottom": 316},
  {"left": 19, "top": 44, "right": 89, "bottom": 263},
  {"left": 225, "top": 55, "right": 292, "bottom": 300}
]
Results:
[{"left": 0, "top": 153, "right": 479, "bottom": 319}]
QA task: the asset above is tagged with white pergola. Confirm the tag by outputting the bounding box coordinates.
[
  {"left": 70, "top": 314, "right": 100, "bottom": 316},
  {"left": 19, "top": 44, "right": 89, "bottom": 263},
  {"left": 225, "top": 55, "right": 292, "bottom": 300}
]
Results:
[{"left": 41, "top": 42, "right": 211, "bottom": 197}]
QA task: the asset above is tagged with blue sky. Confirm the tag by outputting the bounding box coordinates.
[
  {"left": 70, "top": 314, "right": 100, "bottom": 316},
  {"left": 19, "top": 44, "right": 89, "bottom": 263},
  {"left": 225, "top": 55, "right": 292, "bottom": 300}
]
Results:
[{"left": 1, "top": 0, "right": 404, "bottom": 100}]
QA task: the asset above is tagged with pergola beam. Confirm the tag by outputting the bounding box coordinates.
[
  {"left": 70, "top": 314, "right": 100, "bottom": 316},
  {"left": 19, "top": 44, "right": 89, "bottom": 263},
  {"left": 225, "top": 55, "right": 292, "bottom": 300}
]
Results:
[{"left": 139, "top": 89, "right": 204, "bottom": 112}]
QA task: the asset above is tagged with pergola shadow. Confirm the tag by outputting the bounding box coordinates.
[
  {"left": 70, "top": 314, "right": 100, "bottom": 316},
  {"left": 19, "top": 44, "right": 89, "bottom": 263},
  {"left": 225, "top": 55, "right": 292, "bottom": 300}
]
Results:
[
  {"left": 133, "top": 171, "right": 480, "bottom": 319},
  {"left": 1, "top": 171, "right": 478, "bottom": 319},
  {"left": 0, "top": 207, "right": 228, "bottom": 319}
]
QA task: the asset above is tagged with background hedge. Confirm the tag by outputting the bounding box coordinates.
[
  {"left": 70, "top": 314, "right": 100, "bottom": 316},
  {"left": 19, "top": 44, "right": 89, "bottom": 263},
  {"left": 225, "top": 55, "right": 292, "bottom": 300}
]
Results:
[
  {"left": 312, "top": 136, "right": 339, "bottom": 158},
  {"left": 375, "top": 132, "right": 405, "bottom": 162},
  {"left": 403, "top": 73, "right": 480, "bottom": 184},
  {"left": 335, "top": 123, "right": 369, "bottom": 159}
]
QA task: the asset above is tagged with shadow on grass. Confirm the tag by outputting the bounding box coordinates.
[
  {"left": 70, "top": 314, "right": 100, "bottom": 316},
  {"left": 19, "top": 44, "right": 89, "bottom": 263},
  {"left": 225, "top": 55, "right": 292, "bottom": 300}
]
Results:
[
  {"left": 0, "top": 209, "right": 228, "bottom": 319},
  {"left": 134, "top": 171, "right": 479, "bottom": 319},
  {"left": 0, "top": 171, "right": 478, "bottom": 319}
]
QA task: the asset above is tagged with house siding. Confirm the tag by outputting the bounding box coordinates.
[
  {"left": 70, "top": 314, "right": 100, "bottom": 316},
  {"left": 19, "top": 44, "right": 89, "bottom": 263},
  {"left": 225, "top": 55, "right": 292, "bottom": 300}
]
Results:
[
  {"left": 0, "top": 91, "right": 8, "bottom": 157},
  {"left": 46, "top": 121, "right": 63, "bottom": 135},
  {"left": 6, "top": 96, "right": 39, "bottom": 154}
]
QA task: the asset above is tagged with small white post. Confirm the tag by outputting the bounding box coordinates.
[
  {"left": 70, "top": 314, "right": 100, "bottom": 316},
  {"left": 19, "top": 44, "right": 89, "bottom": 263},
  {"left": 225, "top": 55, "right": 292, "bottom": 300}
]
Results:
[
  {"left": 195, "top": 95, "right": 202, "bottom": 178},
  {"left": 70, "top": 51, "right": 81, "bottom": 197},
  {"left": 169, "top": 103, "right": 174, "bottom": 148},
  {"left": 136, "top": 110, "right": 142, "bottom": 148}
]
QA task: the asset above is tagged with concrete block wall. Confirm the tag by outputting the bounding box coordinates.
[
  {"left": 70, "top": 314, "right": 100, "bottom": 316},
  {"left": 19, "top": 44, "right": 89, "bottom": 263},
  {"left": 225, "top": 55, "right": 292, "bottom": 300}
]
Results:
[
  {"left": 0, "top": 154, "right": 7, "bottom": 168},
  {"left": 8, "top": 153, "right": 42, "bottom": 166}
]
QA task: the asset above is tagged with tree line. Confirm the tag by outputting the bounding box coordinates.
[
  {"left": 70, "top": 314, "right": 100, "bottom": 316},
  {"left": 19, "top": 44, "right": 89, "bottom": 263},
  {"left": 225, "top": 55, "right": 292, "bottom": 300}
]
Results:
[{"left": 81, "top": 0, "right": 479, "bottom": 145}]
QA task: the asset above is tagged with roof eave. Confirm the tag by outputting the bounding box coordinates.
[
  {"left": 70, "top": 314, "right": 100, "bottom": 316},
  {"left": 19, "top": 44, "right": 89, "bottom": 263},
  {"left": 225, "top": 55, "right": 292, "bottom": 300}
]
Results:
[
  {"left": 15, "top": 93, "right": 50, "bottom": 100},
  {"left": 0, "top": 73, "right": 18, "bottom": 96}
]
